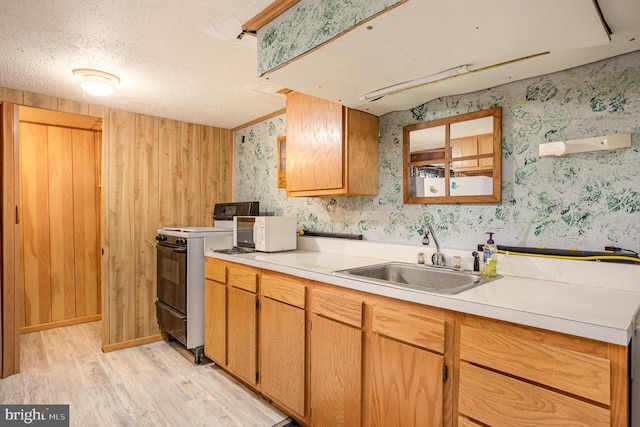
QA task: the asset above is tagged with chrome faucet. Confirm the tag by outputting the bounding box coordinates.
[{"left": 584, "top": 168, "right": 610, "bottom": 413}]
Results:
[{"left": 423, "top": 223, "right": 445, "bottom": 266}]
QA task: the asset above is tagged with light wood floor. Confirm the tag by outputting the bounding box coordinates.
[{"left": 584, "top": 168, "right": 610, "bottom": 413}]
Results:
[{"left": 0, "top": 322, "right": 288, "bottom": 426}]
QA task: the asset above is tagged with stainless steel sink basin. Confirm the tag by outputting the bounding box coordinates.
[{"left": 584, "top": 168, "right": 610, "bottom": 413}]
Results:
[{"left": 333, "top": 262, "right": 501, "bottom": 295}]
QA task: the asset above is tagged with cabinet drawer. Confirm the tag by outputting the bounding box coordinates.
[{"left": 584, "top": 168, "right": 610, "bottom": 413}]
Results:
[
  {"left": 371, "top": 305, "right": 444, "bottom": 353},
  {"left": 205, "top": 258, "right": 227, "bottom": 283},
  {"left": 261, "top": 271, "right": 306, "bottom": 309},
  {"left": 459, "top": 323, "right": 611, "bottom": 404},
  {"left": 228, "top": 264, "right": 259, "bottom": 293},
  {"left": 311, "top": 288, "right": 362, "bottom": 328},
  {"left": 458, "top": 362, "right": 610, "bottom": 427}
]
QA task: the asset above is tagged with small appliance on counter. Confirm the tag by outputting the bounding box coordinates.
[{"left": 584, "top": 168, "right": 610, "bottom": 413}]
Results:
[
  {"left": 155, "top": 201, "right": 258, "bottom": 363},
  {"left": 233, "top": 216, "right": 297, "bottom": 252},
  {"left": 203, "top": 201, "right": 259, "bottom": 251}
]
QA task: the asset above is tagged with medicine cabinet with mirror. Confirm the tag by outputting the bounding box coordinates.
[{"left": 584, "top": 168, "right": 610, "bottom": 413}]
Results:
[{"left": 403, "top": 107, "right": 502, "bottom": 204}]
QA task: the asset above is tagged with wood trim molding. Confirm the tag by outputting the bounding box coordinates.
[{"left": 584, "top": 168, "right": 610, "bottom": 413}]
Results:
[
  {"left": 1, "top": 102, "right": 21, "bottom": 379},
  {"left": 102, "top": 334, "right": 163, "bottom": 353},
  {"left": 19, "top": 315, "right": 102, "bottom": 335},
  {"left": 232, "top": 108, "right": 286, "bottom": 132},
  {"left": 242, "top": 0, "right": 300, "bottom": 32}
]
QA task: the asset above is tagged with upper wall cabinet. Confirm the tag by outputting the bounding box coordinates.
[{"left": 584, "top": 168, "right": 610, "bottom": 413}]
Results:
[
  {"left": 403, "top": 107, "right": 501, "bottom": 204},
  {"left": 285, "top": 91, "right": 379, "bottom": 197}
]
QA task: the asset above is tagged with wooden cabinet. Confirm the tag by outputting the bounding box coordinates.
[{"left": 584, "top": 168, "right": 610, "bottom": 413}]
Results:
[
  {"left": 451, "top": 136, "right": 479, "bottom": 169},
  {"left": 202, "top": 259, "right": 630, "bottom": 427},
  {"left": 204, "top": 258, "right": 260, "bottom": 387},
  {"left": 456, "top": 313, "right": 628, "bottom": 427},
  {"left": 285, "top": 91, "right": 379, "bottom": 197},
  {"left": 367, "top": 304, "right": 446, "bottom": 426},
  {"left": 259, "top": 271, "right": 307, "bottom": 419},
  {"left": 450, "top": 133, "right": 493, "bottom": 173},
  {"left": 204, "top": 258, "right": 227, "bottom": 365},
  {"left": 226, "top": 263, "right": 260, "bottom": 387},
  {"left": 478, "top": 135, "right": 493, "bottom": 169},
  {"left": 309, "top": 288, "right": 363, "bottom": 426}
]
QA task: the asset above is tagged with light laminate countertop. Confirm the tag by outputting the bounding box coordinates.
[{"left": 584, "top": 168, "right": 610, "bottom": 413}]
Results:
[{"left": 205, "top": 249, "right": 640, "bottom": 346}]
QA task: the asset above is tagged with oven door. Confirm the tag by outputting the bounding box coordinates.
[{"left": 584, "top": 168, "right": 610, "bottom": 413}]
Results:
[{"left": 156, "top": 243, "right": 187, "bottom": 313}]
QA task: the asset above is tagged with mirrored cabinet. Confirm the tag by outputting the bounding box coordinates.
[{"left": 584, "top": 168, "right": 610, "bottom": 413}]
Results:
[{"left": 403, "top": 107, "right": 502, "bottom": 204}]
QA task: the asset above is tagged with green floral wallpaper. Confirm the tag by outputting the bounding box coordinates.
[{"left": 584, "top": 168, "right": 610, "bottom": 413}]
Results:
[
  {"left": 235, "top": 51, "right": 640, "bottom": 253},
  {"left": 257, "top": 0, "right": 401, "bottom": 75}
]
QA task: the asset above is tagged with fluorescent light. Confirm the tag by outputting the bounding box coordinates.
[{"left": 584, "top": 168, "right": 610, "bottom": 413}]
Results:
[
  {"left": 72, "top": 68, "right": 121, "bottom": 96},
  {"left": 360, "top": 65, "right": 469, "bottom": 101}
]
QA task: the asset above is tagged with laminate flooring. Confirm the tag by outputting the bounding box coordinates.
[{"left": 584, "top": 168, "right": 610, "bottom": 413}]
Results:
[{"left": 0, "top": 322, "right": 288, "bottom": 426}]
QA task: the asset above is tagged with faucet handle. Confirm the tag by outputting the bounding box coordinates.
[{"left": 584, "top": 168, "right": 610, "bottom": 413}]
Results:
[
  {"left": 432, "top": 252, "right": 445, "bottom": 266},
  {"left": 472, "top": 251, "right": 480, "bottom": 272}
]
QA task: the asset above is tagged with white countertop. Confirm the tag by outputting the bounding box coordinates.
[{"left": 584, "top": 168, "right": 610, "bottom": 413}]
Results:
[{"left": 205, "top": 241, "right": 640, "bottom": 346}]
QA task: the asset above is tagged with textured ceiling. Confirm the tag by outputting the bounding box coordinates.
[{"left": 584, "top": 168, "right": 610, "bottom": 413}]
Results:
[
  {"left": 0, "top": 0, "right": 284, "bottom": 129},
  {"left": 1, "top": 1, "right": 638, "bottom": 130}
]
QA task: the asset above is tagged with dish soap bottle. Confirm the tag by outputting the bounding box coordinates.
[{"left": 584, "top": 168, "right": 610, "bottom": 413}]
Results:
[{"left": 482, "top": 232, "right": 498, "bottom": 277}]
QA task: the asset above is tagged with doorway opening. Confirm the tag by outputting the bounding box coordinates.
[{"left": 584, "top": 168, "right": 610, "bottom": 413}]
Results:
[{"left": 18, "top": 106, "right": 102, "bottom": 334}]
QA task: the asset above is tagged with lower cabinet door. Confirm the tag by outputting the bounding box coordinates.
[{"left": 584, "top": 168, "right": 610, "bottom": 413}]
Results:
[
  {"left": 369, "top": 333, "right": 444, "bottom": 427},
  {"left": 310, "top": 313, "right": 362, "bottom": 427},
  {"left": 227, "top": 286, "right": 258, "bottom": 387},
  {"left": 260, "top": 297, "right": 306, "bottom": 418},
  {"left": 204, "top": 279, "right": 226, "bottom": 365}
]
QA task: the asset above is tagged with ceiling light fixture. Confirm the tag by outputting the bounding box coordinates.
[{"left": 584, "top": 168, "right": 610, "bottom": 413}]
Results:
[
  {"left": 360, "top": 65, "right": 470, "bottom": 101},
  {"left": 72, "top": 68, "right": 121, "bottom": 96}
]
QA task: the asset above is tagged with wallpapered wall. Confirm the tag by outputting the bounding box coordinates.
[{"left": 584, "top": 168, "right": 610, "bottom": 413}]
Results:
[
  {"left": 257, "top": 0, "right": 400, "bottom": 75},
  {"left": 235, "top": 51, "right": 640, "bottom": 252}
]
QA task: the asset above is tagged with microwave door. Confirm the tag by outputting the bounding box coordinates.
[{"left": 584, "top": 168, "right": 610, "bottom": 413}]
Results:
[{"left": 236, "top": 218, "right": 255, "bottom": 248}]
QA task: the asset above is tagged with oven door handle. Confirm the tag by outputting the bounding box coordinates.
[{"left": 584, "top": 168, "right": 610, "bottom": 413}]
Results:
[
  {"left": 157, "top": 245, "right": 187, "bottom": 254},
  {"left": 155, "top": 299, "right": 187, "bottom": 322}
]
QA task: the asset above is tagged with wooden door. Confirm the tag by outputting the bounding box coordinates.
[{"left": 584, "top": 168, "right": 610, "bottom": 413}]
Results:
[
  {"left": 47, "top": 126, "right": 75, "bottom": 322},
  {"left": 260, "top": 296, "right": 305, "bottom": 417},
  {"left": 227, "top": 286, "right": 257, "bottom": 386},
  {"left": 310, "top": 313, "right": 362, "bottom": 426},
  {"left": 1, "top": 102, "right": 21, "bottom": 378},
  {"left": 369, "top": 334, "right": 444, "bottom": 426},
  {"left": 204, "top": 278, "right": 227, "bottom": 365},
  {"left": 19, "top": 121, "right": 101, "bottom": 330},
  {"left": 72, "top": 129, "right": 100, "bottom": 317},
  {"left": 20, "top": 122, "right": 51, "bottom": 326}
]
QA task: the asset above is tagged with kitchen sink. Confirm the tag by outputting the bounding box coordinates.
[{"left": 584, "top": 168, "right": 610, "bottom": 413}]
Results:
[{"left": 333, "top": 262, "right": 502, "bottom": 295}]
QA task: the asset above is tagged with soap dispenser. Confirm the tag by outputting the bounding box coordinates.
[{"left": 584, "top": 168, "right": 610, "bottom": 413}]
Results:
[{"left": 482, "top": 232, "right": 498, "bottom": 277}]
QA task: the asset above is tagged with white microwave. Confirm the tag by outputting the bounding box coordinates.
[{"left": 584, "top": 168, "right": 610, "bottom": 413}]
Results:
[{"left": 233, "top": 216, "right": 297, "bottom": 252}]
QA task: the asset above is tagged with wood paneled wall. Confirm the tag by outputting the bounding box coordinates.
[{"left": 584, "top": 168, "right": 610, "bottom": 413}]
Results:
[
  {"left": 103, "top": 109, "right": 233, "bottom": 347},
  {"left": 19, "top": 123, "right": 101, "bottom": 330},
  {"left": 1, "top": 87, "right": 234, "bottom": 350}
]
